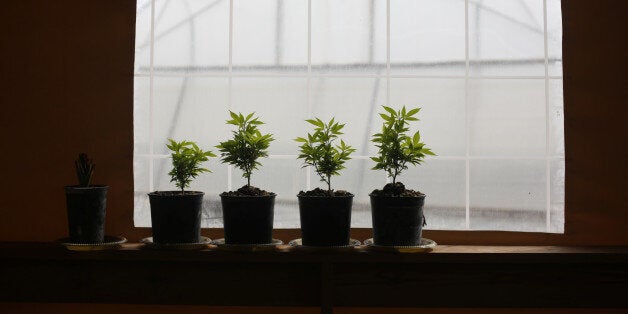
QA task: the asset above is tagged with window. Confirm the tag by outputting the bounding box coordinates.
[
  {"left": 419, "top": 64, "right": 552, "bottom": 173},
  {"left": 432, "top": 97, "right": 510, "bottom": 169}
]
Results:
[{"left": 134, "top": 0, "right": 565, "bottom": 233}]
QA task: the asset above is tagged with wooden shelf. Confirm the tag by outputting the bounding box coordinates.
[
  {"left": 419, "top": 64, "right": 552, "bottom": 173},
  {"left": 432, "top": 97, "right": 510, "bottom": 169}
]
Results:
[{"left": 1, "top": 243, "right": 628, "bottom": 313}]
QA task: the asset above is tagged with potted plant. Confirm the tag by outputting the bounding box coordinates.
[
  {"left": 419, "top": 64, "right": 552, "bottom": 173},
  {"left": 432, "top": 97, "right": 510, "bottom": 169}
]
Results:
[
  {"left": 295, "top": 117, "right": 356, "bottom": 246},
  {"left": 64, "top": 153, "right": 108, "bottom": 243},
  {"left": 148, "top": 139, "right": 215, "bottom": 244},
  {"left": 216, "top": 111, "right": 276, "bottom": 244},
  {"left": 370, "top": 106, "right": 435, "bottom": 246}
]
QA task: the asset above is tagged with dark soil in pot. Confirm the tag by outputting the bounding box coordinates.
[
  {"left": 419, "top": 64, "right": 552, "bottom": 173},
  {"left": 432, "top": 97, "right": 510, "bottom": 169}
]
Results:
[
  {"left": 149, "top": 191, "right": 203, "bottom": 244},
  {"left": 370, "top": 182, "right": 426, "bottom": 246},
  {"left": 298, "top": 188, "right": 353, "bottom": 247},
  {"left": 221, "top": 185, "right": 276, "bottom": 245},
  {"left": 65, "top": 185, "right": 108, "bottom": 243}
]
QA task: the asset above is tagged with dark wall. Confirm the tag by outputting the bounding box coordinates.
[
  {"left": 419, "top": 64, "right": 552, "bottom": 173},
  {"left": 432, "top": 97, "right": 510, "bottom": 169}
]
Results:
[
  {"left": 0, "top": 0, "right": 135, "bottom": 241},
  {"left": 1, "top": 0, "right": 627, "bottom": 246}
]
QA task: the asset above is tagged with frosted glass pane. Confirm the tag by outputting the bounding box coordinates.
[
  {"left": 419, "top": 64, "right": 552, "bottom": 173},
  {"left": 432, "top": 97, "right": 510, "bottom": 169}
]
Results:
[
  {"left": 134, "top": 193, "right": 151, "bottom": 228},
  {"left": 549, "top": 79, "right": 564, "bottom": 156},
  {"left": 469, "top": 0, "right": 545, "bottom": 76},
  {"left": 233, "top": 0, "right": 308, "bottom": 74},
  {"left": 135, "top": 0, "right": 151, "bottom": 74},
  {"left": 134, "top": 156, "right": 151, "bottom": 193},
  {"left": 231, "top": 158, "right": 307, "bottom": 228},
  {"left": 547, "top": 0, "right": 563, "bottom": 77},
  {"left": 390, "top": 0, "right": 465, "bottom": 76},
  {"left": 389, "top": 78, "right": 466, "bottom": 156},
  {"left": 550, "top": 160, "right": 565, "bottom": 233},
  {"left": 153, "top": 157, "right": 228, "bottom": 227},
  {"left": 231, "top": 78, "right": 308, "bottom": 155},
  {"left": 309, "top": 159, "right": 386, "bottom": 228},
  {"left": 134, "top": 77, "right": 150, "bottom": 155},
  {"left": 468, "top": 79, "right": 546, "bottom": 156},
  {"left": 470, "top": 159, "right": 546, "bottom": 232},
  {"left": 153, "top": 0, "right": 229, "bottom": 74},
  {"left": 133, "top": 155, "right": 151, "bottom": 227},
  {"left": 398, "top": 160, "right": 466, "bottom": 230},
  {"left": 152, "top": 77, "right": 230, "bottom": 155},
  {"left": 134, "top": 0, "right": 565, "bottom": 232},
  {"left": 311, "top": 0, "right": 386, "bottom": 74},
  {"left": 309, "top": 78, "right": 386, "bottom": 156}
]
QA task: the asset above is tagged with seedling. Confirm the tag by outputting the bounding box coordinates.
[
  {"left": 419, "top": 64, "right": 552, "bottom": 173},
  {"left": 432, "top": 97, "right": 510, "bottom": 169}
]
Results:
[
  {"left": 371, "top": 106, "right": 435, "bottom": 184},
  {"left": 295, "top": 118, "right": 355, "bottom": 195},
  {"left": 216, "top": 111, "right": 274, "bottom": 187},
  {"left": 167, "top": 139, "right": 215, "bottom": 193}
]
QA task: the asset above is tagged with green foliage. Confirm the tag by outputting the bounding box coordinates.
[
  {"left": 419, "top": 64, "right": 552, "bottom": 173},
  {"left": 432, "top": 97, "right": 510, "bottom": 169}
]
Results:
[
  {"left": 75, "top": 153, "right": 95, "bottom": 187},
  {"left": 371, "top": 106, "right": 435, "bottom": 184},
  {"left": 167, "top": 139, "right": 215, "bottom": 192},
  {"left": 295, "top": 117, "right": 356, "bottom": 194},
  {"left": 216, "top": 111, "right": 274, "bottom": 187}
]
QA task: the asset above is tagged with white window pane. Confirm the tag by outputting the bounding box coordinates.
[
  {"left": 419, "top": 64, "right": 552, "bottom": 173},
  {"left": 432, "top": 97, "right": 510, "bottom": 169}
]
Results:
[
  {"left": 133, "top": 156, "right": 151, "bottom": 227},
  {"left": 309, "top": 77, "right": 386, "bottom": 156},
  {"left": 153, "top": 0, "right": 229, "bottom": 74},
  {"left": 389, "top": 78, "right": 466, "bottom": 157},
  {"left": 547, "top": 0, "right": 563, "bottom": 77},
  {"left": 390, "top": 0, "right": 466, "bottom": 76},
  {"left": 135, "top": 0, "right": 152, "bottom": 74},
  {"left": 231, "top": 78, "right": 308, "bottom": 155},
  {"left": 231, "top": 158, "right": 307, "bottom": 228},
  {"left": 134, "top": 77, "right": 150, "bottom": 155},
  {"left": 152, "top": 77, "right": 230, "bottom": 155},
  {"left": 469, "top": 0, "right": 545, "bottom": 76},
  {"left": 233, "top": 0, "right": 308, "bottom": 74},
  {"left": 468, "top": 79, "right": 546, "bottom": 157},
  {"left": 134, "top": 0, "right": 565, "bottom": 233},
  {"left": 550, "top": 160, "right": 564, "bottom": 233},
  {"left": 398, "top": 160, "right": 467, "bottom": 230},
  {"left": 311, "top": 0, "right": 386, "bottom": 74},
  {"left": 470, "top": 159, "right": 546, "bottom": 232},
  {"left": 549, "top": 80, "right": 564, "bottom": 157}
]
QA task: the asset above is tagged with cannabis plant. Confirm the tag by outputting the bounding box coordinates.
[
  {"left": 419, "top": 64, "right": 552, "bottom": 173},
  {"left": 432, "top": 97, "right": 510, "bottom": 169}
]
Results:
[
  {"left": 75, "top": 153, "right": 95, "bottom": 187},
  {"left": 167, "top": 139, "right": 216, "bottom": 192},
  {"left": 295, "top": 118, "right": 356, "bottom": 195},
  {"left": 216, "top": 111, "right": 274, "bottom": 187},
  {"left": 371, "top": 106, "right": 435, "bottom": 184}
]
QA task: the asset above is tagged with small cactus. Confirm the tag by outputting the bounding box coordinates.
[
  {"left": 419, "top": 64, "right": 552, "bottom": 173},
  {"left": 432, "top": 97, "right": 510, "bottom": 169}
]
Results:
[{"left": 75, "top": 153, "right": 95, "bottom": 187}]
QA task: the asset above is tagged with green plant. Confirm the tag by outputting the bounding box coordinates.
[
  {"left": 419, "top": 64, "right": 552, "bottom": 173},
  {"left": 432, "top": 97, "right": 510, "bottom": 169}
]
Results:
[
  {"left": 371, "top": 106, "right": 435, "bottom": 184},
  {"left": 295, "top": 118, "right": 356, "bottom": 195},
  {"left": 216, "top": 111, "right": 274, "bottom": 187},
  {"left": 167, "top": 139, "right": 216, "bottom": 192},
  {"left": 75, "top": 153, "right": 95, "bottom": 187}
]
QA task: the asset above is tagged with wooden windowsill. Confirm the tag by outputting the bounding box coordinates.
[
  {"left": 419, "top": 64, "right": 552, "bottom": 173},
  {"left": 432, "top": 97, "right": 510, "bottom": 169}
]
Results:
[
  {"left": 1, "top": 242, "right": 627, "bottom": 313},
  {"left": 2, "top": 242, "right": 628, "bottom": 261}
]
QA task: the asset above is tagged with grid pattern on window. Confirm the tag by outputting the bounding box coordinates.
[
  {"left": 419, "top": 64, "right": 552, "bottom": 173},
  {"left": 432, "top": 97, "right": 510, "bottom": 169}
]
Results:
[{"left": 134, "top": 0, "right": 565, "bottom": 232}]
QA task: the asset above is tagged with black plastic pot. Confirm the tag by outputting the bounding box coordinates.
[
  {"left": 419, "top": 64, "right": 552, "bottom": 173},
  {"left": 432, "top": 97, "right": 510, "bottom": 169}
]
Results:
[
  {"left": 64, "top": 185, "right": 108, "bottom": 243},
  {"left": 298, "top": 194, "right": 353, "bottom": 247},
  {"left": 149, "top": 191, "right": 203, "bottom": 244},
  {"left": 370, "top": 194, "right": 425, "bottom": 246},
  {"left": 221, "top": 194, "right": 275, "bottom": 244}
]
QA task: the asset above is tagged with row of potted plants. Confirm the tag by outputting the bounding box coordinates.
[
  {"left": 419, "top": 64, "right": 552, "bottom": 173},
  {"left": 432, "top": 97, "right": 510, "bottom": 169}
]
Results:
[{"left": 65, "top": 106, "right": 434, "bottom": 247}]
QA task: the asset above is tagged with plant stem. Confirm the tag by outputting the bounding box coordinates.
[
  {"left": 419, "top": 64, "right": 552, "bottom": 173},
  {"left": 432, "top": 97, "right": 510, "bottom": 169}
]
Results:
[{"left": 327, "top": 175, "right": 332, "bottom": 196}]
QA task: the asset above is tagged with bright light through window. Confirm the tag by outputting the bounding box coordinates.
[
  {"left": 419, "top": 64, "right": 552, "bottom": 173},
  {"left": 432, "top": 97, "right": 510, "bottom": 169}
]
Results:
[{"left": 134, "top": 0, "right": 565, "bottom": 233}]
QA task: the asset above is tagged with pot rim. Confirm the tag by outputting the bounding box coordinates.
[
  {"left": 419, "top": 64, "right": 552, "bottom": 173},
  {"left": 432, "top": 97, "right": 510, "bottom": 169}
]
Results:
[
  {"left": 148, "top": 191, "right": 205, "bottom": 197},
  {"left": 220, "top": 192, "right": 277, "bottom": 198},
  {"left": 64, "top": 185, "right": 109, "bottom": 190},
  {"left": 369, "top": 193, "right": 425, "bottom": 199},
  {"left": 297, "top": 193, "right": 354, "bottom": 198}
]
